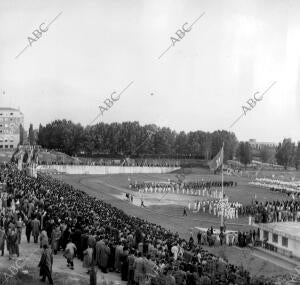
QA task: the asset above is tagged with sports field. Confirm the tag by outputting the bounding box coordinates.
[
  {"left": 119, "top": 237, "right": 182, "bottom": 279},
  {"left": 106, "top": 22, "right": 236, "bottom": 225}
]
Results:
[
  {"left": 58, "top": 168, "right": 296, "bottom": 231},
  {"left": 54, "top": 168, "right": 300, "bottom": 277}
]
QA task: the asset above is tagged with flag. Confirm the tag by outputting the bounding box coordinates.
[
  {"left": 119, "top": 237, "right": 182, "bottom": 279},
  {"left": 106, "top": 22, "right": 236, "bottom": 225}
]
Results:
[{"left": 208, "top": 146, "right": 224, "bottom": 171}]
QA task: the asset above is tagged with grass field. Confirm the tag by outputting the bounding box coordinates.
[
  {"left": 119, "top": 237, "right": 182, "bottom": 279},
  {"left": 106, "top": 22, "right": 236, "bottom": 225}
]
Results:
[
  {"left": 57, "top": 168, "right": 300, "bottom": 232},
  {"left": 93, "top": 169, "right": 295, "bottom": 207},
  {"left": 55, "top": 167, "right": 300, "bottom": 277}
]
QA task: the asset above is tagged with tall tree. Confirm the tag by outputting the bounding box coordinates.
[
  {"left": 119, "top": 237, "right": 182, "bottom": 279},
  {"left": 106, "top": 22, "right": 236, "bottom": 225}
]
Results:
[
  {"left": 210, "top": 130, "right": 238, "bottom": 161},
  {"left": 175, "top": 131, "right": 189, "bottom": 157},
  {"left": 295, "top": 142, "right": 300, "bottom": 170},
  {"left": 237, "top": 142, "right": 252, "bottom": 167},
  {"left": 19, "top": 124, "right": 24, "bottom": 145},
  {"left": 275, "top": 138, "right": 295, "bottom": 169},
  {"left": 259, "top": 146, "right": 274, "bottom": 163},
  {"left": 28, "top": 123, "right": 35, "bottom": 145},
  {"left": 38, "top": 124, "right": 45, "bottom": 146}
]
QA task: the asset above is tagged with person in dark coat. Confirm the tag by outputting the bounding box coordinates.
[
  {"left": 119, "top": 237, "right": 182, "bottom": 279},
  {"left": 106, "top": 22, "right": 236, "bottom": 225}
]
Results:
[
  {"left": 115, "top": 243, "right": 124, "bottom": 273},
  {"left": 127, "top": 249, "right": 135, "bottom": 285},
  {"left": 100, "top": 240, "right": 111, "bottom": 273},
  {"left": 31, "top": 216, "right": 40, "bottom": 243},
  {"left": 25, "top": 218, "right": 32, "bottom": 243},
  {"left": 7, "top": 228, "right": 19, "bottom": 259},
  {"left": 73, "top": 227, "right": 82, "bottom": 257},
  {"left": 120, "top": 246, "right": 129, "bottom": 281},
  {"left": 45, "top": 219, "right": 55, "bottom": 244},
  {"left": 38, "top": 244, "right": 53, "bottom": 284},
  {"left": 108, "top": 242, "right": 115, "bottom": 271},
  {"left": 186, "top": 271, "right": 197, "bottom": 285},
  {"left": 80, "top": 231, "right": 89, "bottom": 261},
  {"left": 88, "top": 232, "right": 96, "bottom": 249},
  {"left": 0, "top": 226, "right": 6, "bottom": 256},
  {"left": 95, "top": 237, "right": 105, "bottom": 269},
  {"left": 197, "top": 231, "right": 202, "bottom": 245},
  {"left": 16, "top": 217, "right": 23, "bottom": 244},
  {"left": 135, "top": 228, "right": 143, "bottom": 246}
]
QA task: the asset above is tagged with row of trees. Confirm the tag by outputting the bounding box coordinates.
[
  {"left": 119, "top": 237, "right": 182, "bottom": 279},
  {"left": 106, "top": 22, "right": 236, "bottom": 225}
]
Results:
[
  {"left": 37, "top": 120, "right": 238, "bottom": 160},
  {"left": 235, "top": 139, "right": 300, "bottom": 170},
  {"left": 235, "top": 142, "right": 277, "bottom": 166},
  {"left": 25, "top": 119, "right": 300, "bottom": 169}
]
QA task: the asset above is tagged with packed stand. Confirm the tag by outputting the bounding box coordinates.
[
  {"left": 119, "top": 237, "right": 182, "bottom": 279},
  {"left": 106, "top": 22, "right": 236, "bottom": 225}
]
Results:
[
  {"left": 38, "top": 157, "right": 180, "bottom": 167},
  {"left": 0, "top": 164, "right": 273, "bottom": 285}
]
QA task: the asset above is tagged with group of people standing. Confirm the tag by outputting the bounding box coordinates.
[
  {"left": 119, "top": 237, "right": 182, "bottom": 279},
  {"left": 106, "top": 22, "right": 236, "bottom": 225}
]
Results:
[
  {"left": 187, "top": 195, "right": 300, "bottom": 225},
  {"left": 241, "top": 200, "right": 300, "bottom": 223},
  {"left": 130, "top": 179, "right": 237, "bottom": 194},
  {"left": 196, "top": 228, "right": 260, "bottom": 248},
  {"left": 188, "top": 199, "right": 243, "bottom": 220},
  {"left": 250, "top": 178, "right": 300, "bottom": 198}
]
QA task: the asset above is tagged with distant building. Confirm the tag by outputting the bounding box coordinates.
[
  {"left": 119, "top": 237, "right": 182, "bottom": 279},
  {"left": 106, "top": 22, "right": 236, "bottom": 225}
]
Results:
[
  {"left": 0, "top": 107, "right": 24, "bottom": 149},
  {"left": 249, "top": 139, "right": 277, "bottom": 150}
]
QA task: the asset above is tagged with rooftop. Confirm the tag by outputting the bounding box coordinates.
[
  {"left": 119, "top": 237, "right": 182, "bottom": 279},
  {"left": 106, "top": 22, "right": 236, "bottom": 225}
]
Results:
[
  {"left": 249, "top": 141, "right": 277, "bottom": 145},
  {"left": 257, "top": 222, "right": 300, "bottom": 241},
  {"left": 0, "top": 107, "right": 20, "bottom": 111}
]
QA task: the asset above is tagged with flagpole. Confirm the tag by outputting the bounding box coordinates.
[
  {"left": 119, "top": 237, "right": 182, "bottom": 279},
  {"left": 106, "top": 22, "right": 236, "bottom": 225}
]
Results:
[
  {"left": 208, "top": 143, "right": 225, "bottom": 232},
  {"left": 221, "top": 142, "right": 224, "bottom": 231}
]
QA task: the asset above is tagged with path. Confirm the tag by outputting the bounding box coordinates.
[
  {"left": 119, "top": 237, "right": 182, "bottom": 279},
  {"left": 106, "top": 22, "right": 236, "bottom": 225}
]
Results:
[{"left": 0, "top": 231, "right": 125, "bottom": 285}]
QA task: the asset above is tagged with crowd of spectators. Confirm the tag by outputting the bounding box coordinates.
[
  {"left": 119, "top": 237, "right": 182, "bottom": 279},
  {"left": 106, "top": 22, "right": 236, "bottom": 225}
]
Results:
[
  {"left": 0, "top": 163, "right": 276, "bottom": 284},
  {"left": 38, "top": 157, "right": 180, "bottom": 168}
]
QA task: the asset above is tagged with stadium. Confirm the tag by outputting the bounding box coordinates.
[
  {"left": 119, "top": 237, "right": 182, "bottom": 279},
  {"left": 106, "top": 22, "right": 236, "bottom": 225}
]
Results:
[
  {"left": 1, "top": 1, "right": 300, "bottom": 285},
  {"left": 0, "top": 134, "right": 300, "bottom": 285}
]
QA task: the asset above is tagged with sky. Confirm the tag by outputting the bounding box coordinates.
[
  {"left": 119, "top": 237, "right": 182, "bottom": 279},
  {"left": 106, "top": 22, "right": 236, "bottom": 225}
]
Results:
[{"left": 0, "top": 0, "right": 300, "bottom": 143}]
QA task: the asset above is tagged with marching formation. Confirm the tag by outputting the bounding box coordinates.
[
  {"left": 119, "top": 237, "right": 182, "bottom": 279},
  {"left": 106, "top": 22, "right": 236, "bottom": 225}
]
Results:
[
  {"left": 129, "top": 180, "right": 237, "bottom": 197},
  {"left": 250, "top": 178, "right": 300, "bottom": 198},
  {"left": 187, "top": 198, "right": 300, "bottom": 224},
  {"left": 188, "top": 200, "right": 242, "bottom": 220}
]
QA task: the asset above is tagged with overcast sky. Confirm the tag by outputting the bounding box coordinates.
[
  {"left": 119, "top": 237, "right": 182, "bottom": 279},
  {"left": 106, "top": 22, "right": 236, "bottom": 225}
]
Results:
[{"left": 1, "top": 0, "right": 300, "bottom": 143}]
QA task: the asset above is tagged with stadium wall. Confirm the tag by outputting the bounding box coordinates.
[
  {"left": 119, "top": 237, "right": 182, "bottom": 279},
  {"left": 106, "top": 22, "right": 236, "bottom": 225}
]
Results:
[{"left": 37, "top": 165, "right": 180, "bottom": 175}]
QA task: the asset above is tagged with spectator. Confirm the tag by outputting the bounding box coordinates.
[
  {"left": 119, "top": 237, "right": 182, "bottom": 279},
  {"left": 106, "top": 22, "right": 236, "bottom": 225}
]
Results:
[{"left": 38, "top": 244, "right": 53, "bottom": 284}]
